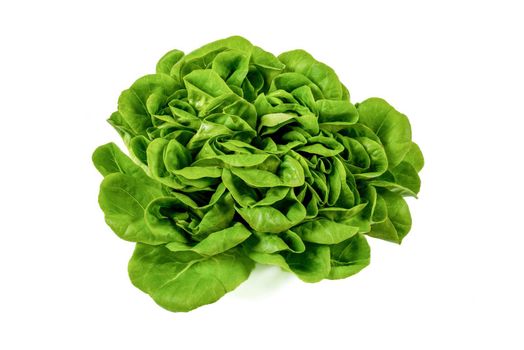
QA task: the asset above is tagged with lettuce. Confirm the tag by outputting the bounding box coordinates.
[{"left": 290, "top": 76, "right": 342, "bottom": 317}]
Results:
[{"left": 93, "top": 36, "right": 424, "bottom": 312}]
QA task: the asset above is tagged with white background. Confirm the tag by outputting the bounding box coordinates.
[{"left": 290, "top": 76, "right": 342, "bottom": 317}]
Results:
[{"left": 1, "top": 0, "right": 523, "bottom": 349}]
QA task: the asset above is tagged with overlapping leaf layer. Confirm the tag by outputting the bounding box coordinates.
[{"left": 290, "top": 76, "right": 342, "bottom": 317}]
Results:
[{"left": 93, "top": 36, "right": 423, "bottom": 312}]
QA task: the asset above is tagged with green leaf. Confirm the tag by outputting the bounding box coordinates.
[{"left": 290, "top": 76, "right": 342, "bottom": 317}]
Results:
[
  {"left": 389, "top": 161, "right": 421, "bottom": 195},
  {"left": 98, "top": 173, "right": 180, "bottom": 244},
  {"left": 292, "top": 219, "right": 359, "bottom": 244},
  {"left": 212, "top": 49, "right": 250, "bottom": 87},
  {"left": 171, "top": 36, "right": 253, "bottom": 79},
  {"left": 248, "top": 244, "right": 331, "bottom": 283},
  {"left": 230, "top": 155, "right": 305, "bottom": 188},
  {"left": 248, "top": 230, "right": 305, "bottom": 254},
  {"left": 367, "top": 190, "right": 412, "bottom": 243},
  {"left": 129, "top": 245, "right": 254, "bottom": 312},
  {"left": 221, "top": 168, "right": 257, "bottom": 207},
  {"left": 163, "top": 138, "right": 192, "bottom": 172},
  {"left": 183, "top": 69, "right": 234, "bottom": 110},
  {"left": 297, "top": 136, "right": 344, "bottom": 157},
  {"left": 107, "top": 111, "right": 133, "bottom": 141},
  {"left": 278, "top": 49, "right": 344, "bottom": 100},
  {"left": 156, "top": 49, "right": 184, "bottom": 75},
  {"left": 342, "top": 136, "right": 388, "bottom": 179},
  {"left": 118, "top": 74, "right": 179, "bottom": 135},
  {"left": 193, "top": 192, "right": 236, "bottom": 237},
  {"left": 370, "top": 160, "right": 421, "bottom": 197},
  {"left": 146, "top": 138, "right": 184, "bottom": 189},
  {"left": 144, "top": 197, "right": 190, "bottom": 244},
  {"left": 92, "top": 142, "right": 151, "bottom": 184},
  {"left": 165, "top": 223, "right": 251, "bottom": 257},
  {"left": 402, "top": 142, "right": 424, "bottom": 172},
  {"left": 251, "top": 46, "right": 285, "bottom": 71},
  {"left": 285, "top": 244, "right": 331, "bottom": 282},
  {"left": 318, "top": 203, "right": 368, "bottom": 222},
  {"left": 328, "top": 233, "right": 370, "bottom": 279},
  {"left": 357, "top": 98, "right": 412, "bottom": 168},
  {"left": 317, "top": 99, "right": 358, "bottom": 132},
  {"left": 237, "top": 191, "right": 306, "bottom": 233},
  {"left": 128, "top": 135, "right": 150, "bottom": 166},
  {"left": 271, "top": 73, "right": 324, "bottom": 99}
]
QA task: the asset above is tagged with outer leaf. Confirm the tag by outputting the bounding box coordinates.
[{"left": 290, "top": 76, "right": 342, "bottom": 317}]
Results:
[
  {"left": 128, "top": 135, "right": 150, "bottom": 166},
  {"left": 156, "top": 49, "right": 184, "bottom": 75},
  {"left": 171, "top": 36, "right": 253, "bottom": 79},
  {"left": 357, "top": 98, "right": 412, "bottom": 168},
  {"left": 118, "top": 74, "right": 179, "bottom": 135},
  {"left": 367, "top": 190, "right": 412, "bottom": 243},
  {"left": 98, "top": 173, "right": 180, "bottom": 244},
  {"left": 370, "top": 161, "right": 420, "bottom": 197},
  {"left": 389, "top": 161, "right": 421, "bottom": 195},
  {"left": 248, "top": 244, "right": 331, "bottom": 283},
  {"left": 285, "top": 244, "right": 331, "bottom": 282},
  {"left": 251, "top": 46, "right": 285, "bottom": 71},
  {"left": 212, "top": 50, "right": 250, "bottom": 86},
  {"left": 402, "top": 142, "right": 424, "bottom": 172},
  {"left": 129, "top": 245, "right": 254, "bottom": 312},
  {"left": 92, "top": 142, "right": 153, "bottom": 186},
  {"left": 278, "top": 49, "right": 344, "bottom": 100},
  {"left": 328, "top": 233, "right": 370, "bottom": 279},
  {"left": 107, "top": 111, "right": 133, "bottom": 141}
]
